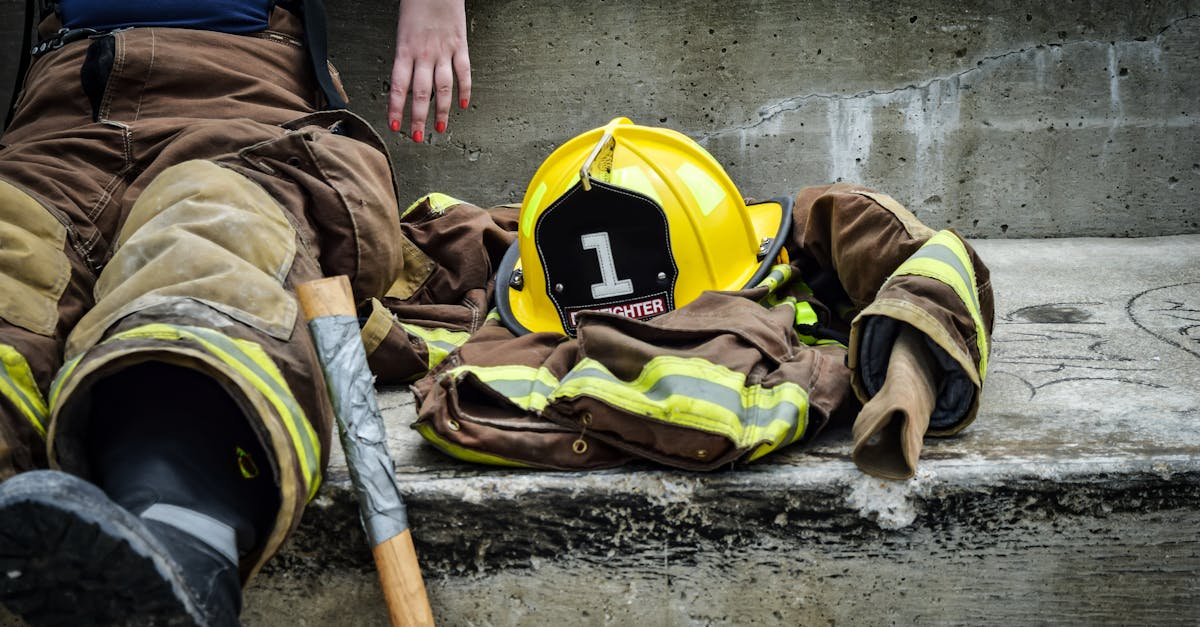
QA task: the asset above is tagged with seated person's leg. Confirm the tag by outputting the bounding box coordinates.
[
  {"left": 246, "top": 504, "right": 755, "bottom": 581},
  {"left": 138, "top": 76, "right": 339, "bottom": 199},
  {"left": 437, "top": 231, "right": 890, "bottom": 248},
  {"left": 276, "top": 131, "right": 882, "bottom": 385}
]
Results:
[
  {"left": 0, "top": 361, "right": 279, "bottom": 626},
  {"left": 88, "top": 361, "right": 280, "bottom": 569}
]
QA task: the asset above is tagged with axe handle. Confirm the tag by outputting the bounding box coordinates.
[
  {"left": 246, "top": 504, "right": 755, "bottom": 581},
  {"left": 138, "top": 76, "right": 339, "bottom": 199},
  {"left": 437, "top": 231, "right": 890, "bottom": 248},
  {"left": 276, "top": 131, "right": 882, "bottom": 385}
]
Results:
[
  {"left": 298, "top": 275, "right": 356, "bottom": 319},
  {"left": 374, "top": 530, "right": 433, "bottom": 627},
  {"left": 297, "top": 276, "right": 434, "bottom": 627}
]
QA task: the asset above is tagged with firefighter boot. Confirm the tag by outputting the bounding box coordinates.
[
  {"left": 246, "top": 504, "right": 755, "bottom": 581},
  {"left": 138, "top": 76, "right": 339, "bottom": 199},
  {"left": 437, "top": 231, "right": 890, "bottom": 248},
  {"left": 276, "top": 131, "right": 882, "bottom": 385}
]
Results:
[
  {"left": 0, "top": 468, "right": 239, "bottom": 626},
  {"left": 0, "top": 362, "right": 278, "bottom": 626},
  {"left": 851, "top": 325, "right": 938, "bottom": 480}
]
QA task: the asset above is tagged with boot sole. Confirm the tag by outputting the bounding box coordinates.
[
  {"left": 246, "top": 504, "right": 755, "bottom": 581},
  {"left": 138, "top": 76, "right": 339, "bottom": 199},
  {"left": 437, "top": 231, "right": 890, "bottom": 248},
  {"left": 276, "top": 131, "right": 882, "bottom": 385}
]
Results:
[{"left": 0, "top": 470, "right": 206, "bottom": 626}]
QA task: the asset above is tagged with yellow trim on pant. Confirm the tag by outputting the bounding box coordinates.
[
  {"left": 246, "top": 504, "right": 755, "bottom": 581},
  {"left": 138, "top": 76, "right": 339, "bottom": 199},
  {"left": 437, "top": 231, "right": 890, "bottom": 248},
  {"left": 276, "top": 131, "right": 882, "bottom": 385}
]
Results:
[
  {"left": 0, "top": 345, "right": 49, "bottom": 437},
  {"left": 50, "top": 323, "right": 322, "bottom": 501}
]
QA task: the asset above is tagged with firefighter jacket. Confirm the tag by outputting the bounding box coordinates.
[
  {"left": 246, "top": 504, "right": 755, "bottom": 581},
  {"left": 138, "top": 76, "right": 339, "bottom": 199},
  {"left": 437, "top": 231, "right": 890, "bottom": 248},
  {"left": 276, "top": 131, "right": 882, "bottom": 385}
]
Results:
[{"left": 362, "top": 185, "right": 994, "bottom": 474}]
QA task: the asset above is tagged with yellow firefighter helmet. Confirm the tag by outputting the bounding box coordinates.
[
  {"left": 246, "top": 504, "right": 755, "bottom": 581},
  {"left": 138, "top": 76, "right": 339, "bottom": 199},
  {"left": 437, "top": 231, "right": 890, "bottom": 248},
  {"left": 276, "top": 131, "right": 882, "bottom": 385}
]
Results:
[{"left": 495, "top": 117, "right": 792, "bottom": 335}]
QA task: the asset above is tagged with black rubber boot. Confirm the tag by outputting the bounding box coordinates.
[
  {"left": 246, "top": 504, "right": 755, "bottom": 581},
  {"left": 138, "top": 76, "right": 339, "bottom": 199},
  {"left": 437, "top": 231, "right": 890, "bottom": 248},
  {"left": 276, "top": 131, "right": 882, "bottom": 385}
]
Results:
[
  {"left": 0, "top": 362, "right": 279, "bottom": 626},
  {"left": 0, "top": 469, "right": 239, "bottom": 626}
]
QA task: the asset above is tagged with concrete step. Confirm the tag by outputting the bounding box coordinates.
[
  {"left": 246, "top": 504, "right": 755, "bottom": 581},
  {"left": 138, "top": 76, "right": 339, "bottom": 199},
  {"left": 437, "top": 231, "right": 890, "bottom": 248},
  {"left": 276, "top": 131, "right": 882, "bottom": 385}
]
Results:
[{"left": 242, "top": 234, "right": 1200, "bottom": 626}]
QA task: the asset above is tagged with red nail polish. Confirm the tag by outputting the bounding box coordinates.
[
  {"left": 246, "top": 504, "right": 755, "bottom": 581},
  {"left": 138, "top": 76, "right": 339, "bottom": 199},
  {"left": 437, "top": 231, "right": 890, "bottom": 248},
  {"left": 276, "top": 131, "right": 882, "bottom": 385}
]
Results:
[
  {"left": 435, "top": 121, "right": 446, "bottom": 133},
  {"left": 413, "top": 130, "right": 424, "bottom": 143},
  {"left": 460, "top": 99, "right": 468, "bottom": 109},
  {"left": 389, "top": 120, "right": 399, "bottom": 132}
]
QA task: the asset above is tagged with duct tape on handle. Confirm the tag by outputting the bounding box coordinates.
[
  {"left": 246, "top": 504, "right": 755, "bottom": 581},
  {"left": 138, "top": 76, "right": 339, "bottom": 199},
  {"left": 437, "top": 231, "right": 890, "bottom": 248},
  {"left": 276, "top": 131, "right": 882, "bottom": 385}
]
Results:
[{"left": 309, "top": 315, "right": 409, "bottom": 546}]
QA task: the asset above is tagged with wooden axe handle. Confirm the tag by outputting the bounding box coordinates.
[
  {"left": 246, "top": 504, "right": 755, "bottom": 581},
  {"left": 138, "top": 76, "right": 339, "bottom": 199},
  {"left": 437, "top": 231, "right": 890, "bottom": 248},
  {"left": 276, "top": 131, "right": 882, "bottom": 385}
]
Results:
[
  {"left": 297, "top": 275, "right": 356, "bottom": 318},
  {"left": 297, "top": 276, "right": 435, "bottom": 627},
  {"left": 374, "top": 530, "right": 434, "bottom": 627}
]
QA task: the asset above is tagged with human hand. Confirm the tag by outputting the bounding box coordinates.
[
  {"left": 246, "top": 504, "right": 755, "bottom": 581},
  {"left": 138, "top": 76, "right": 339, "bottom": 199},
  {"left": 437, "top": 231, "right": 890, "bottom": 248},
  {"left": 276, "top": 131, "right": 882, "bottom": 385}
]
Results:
[{"left": 388, "top": 0, "right": 471, "bottom": 143}]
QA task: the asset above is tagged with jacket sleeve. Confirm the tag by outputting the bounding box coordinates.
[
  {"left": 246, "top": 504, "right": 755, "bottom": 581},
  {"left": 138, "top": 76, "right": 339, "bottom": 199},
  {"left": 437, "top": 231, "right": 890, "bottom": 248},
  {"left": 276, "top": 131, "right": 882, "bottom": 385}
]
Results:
[
  {"left": 358, "top": 193, "right": 517, "bottom": 384},
  {"left": 787, "top": 183, "right": 994, "bottom": 435}
]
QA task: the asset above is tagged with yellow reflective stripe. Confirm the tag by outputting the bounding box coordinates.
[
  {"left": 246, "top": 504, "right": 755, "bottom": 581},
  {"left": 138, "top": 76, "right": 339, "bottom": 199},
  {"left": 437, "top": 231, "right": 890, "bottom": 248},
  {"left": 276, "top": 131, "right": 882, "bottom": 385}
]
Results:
[
  {"left": 611, "top": 166, "right": 662, "bottom": 205},
  {"left": 795, "top": 334, "right": 846, "bottom": 348},
  {"left": 809, "top": 337, "right": 846, "bottom": 347},
  {"left": 793, "top": 301, "right": 819, "bottom": 326},
  {"left": 763, "top": 297, "right": 829, "bottom": 346},
  {"left": 889, "top": 231, "right": 989, "bottom": 380},
  {"left": 0, "top": 345, "right": 48, "bottom": 436},
  {"left": 172, "top": 326, "right": 321, "bottom": 501},
  {"left": 485, "top": 309, "right": 501, "bottom": 322},
  {"left": 753, "top": 265, "right": 815, "bottom": 295},
  {"left": 754, "top": 264, "right": 793, "bottom": 292},
  {"left": 398, "top": 323, "right": 471, "bottom": 371},
  {"left": 48, "top": 354, "right": 82, "bottom": 410},
  {"left": 521, "top": 182, "right": 547, "bottom": 238},
  {"left": 62, "top": 324, "right": 322, "bottom": 501},
  {"left": 402, "top": 192, "right": 463, "bottom": 219},
  {"left": 552, "top": 357, "right": 807, "bottom": 456},
  {"left": 413, "top": 422, "right": 535, "bottom": 467},
  {"left": 445, "top": 364, "right": 560, "bottom": 412},
  {"left": 675, "top": 161, "right": 724, "bottom": 216}
]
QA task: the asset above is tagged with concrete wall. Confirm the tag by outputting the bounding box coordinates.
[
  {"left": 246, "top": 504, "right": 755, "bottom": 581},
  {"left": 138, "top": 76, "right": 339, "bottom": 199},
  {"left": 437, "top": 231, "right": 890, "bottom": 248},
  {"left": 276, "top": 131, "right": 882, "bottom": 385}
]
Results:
[{"left": 2, "top": 0, "right": 1198, "bottom": 238}]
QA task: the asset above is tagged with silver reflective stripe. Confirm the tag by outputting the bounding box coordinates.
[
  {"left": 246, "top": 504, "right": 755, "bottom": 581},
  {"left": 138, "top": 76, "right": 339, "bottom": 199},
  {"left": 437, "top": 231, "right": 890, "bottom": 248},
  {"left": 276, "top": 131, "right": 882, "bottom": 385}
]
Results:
[
  {"left": 907, "top": 242, "right": 981, "bottom": 316},
  {"left": 482, "top": 377, "right": 558, "bottom": 409},
  {"left": 142, "top": 503, "right": 238, "bottom": 564}
]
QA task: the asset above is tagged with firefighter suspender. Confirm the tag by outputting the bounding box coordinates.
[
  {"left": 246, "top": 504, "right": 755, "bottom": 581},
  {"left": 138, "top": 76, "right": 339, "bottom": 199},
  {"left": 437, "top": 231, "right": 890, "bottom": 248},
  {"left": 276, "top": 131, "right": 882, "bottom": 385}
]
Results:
[
  {"left": 298, "top": 0, "right": 347, "bottom": 110},
  {"left": 4, "top": 0, "right": 36, "bottom": 130}
]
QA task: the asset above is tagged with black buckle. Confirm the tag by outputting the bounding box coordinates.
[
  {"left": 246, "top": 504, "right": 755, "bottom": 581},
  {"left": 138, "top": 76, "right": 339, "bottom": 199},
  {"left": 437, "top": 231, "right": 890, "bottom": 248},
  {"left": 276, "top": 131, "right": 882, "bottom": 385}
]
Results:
[{"left": 31, "top": 27, "right": 100, "bottom": 56}]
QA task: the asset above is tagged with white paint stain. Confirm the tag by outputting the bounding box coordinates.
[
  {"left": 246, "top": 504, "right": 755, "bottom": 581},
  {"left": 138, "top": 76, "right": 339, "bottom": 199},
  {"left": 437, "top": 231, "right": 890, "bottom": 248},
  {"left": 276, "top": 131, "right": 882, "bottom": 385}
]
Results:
[
  {"left": 826, "top": 98, "right": 873, "bottom": 183},
  {"left": 903, "top": 77, "right": 962, "bottom": 193},
  {"left": 1108, "top": 43, "right": 1123, "bottom": 119},
  {"left": 817, "top": 75, "right": 966, "bottom": 191},
  {"left": 1032, "top": 45, "right": 1064, "bottom": 91},
  {"left": 845, "top": 470, "right": 932, "bottom": 529},
  {"left": 1034, "top": 47, "right": 1047, "bottom": 89}
]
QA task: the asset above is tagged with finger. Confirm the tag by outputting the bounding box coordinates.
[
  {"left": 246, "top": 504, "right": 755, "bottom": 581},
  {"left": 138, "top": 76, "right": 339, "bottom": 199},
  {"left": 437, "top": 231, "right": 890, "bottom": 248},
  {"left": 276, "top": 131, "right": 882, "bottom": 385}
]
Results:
[
  {"left": 453, "top": 48, "right": 472, "bottom": 110},
  {"left": 387, "top": 56, "right": 412, "bottom": 132},
  {"left": 433, "top": 59, "right": 453, "bottom": 133},
  {"left": 408, "top": 60, "right": 434, "bottom": 142}
]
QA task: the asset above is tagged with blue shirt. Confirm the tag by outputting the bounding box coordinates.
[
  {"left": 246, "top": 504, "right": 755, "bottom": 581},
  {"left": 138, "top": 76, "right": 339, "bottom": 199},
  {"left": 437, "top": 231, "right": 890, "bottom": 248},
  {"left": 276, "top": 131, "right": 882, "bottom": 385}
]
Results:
[{"left": 59, "top": 0, "right": 273, "bottom": 34}]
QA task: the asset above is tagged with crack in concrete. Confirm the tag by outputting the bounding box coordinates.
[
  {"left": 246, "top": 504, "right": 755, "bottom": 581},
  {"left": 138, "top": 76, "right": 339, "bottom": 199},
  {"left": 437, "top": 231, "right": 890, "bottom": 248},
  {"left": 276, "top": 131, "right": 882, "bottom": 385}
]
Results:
[
  {"left": 697, "top": 13, "right": 1200, "bottom": 142},
  {"left": 1157, "top": 12, "right": 1200, "bottom": 37}
]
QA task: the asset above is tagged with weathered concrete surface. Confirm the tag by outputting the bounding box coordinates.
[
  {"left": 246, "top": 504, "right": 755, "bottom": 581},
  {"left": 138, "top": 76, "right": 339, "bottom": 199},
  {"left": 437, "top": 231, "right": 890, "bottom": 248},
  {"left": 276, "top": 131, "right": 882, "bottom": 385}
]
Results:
[
  {"left": 239, "top": 234, "right": 1200, "bottom": 626},
  {"left": 0, "top": 1, "right": 1197, "bottom": 624},
  {"left": 2, "top": 1, "right": 1198, "bottom": 238}
]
